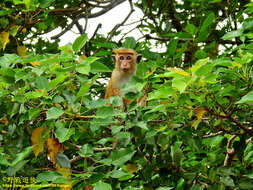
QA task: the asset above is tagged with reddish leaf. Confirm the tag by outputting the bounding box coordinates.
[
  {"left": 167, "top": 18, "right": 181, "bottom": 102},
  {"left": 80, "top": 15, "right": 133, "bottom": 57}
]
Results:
[{"left": 46, "top": 138, "right": 63, "bottom": 164}]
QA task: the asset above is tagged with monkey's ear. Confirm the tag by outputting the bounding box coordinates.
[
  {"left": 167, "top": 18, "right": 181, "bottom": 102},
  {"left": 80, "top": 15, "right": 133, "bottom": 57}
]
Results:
[
  {"left": 137, "top": 54, "right": 142, "bottom": 63},
  {"left": 111, "top": 55, "right": 116, "bottom": 63}
]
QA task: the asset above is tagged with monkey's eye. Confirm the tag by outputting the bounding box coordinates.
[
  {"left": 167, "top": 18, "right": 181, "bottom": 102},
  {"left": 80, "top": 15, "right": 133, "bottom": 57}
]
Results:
[
  {"left": 119, "top": 56, "right": 124, "bottom": 60},
  {"left": 126, "top": 56, "right": 132, "bottom": 60}
]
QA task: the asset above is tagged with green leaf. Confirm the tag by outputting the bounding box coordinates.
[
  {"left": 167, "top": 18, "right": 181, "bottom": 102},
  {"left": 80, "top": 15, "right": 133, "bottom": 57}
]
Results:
[
  {"left": 10, "top": 25, "right": 20, "bottom": 37},
  {"left": 244, "top": 172, "right": 253, "bottom": 179},
  {"left": 77, "top": 62, "right": 90, "bottom": 75},
  {"left": 95, "top": 106, "right": 115, "bottom": 119},
  {"left": 25, "top": 91, "right": 45, "bottom": 100},
  {"left": 172, "top": 77, "right": 187, "bottom": 93},
  {"left": 198, "top": 12, "right": 215, "bottom": 41},
  {"left": 244, "top": 150, "right": 253, "bottom": 164},
  {"left": 236, "top": 90, "right": 253, "bottom": 105},
  {"left": 176, "top": 178, "right": 185, "bottom": 190},
  {"left": 76, "top": 57, "right": 99, "bottom": 75},
  {"left": 135, "top": 121, "right": 148, "bottom": 130},
  {"left": 77, "top": 82, "right": 92, "bottom": 97},
  {"left": 190, "top": 184, "right": 205, "bottom": 190},
  {"left": 56, "top": 153, "right": 71, "bottom": 168},
  {"left": 122, "top": 37, "right": 136, "bottom": 49},
  {"left": 94, "top": 181, "right": 112, "bottom": 190},
  {"left": 29, "top": 108, "right": 41, "bottom": 120},
  {"left": 39, "top": 0, "right": 55, "bottom": 8},
  {"left": 194, "top": 50, "right": 207, "bottom": 59},
  {"left": 242, "top": 19, "right": 253, "bottom": 31},
  {"left": 220, "top": 176, "right": 235, "bottom": 187},
  {"left": 36, "top": 171, "right": 63, "bottom": 182},
  {"left": 0, "top": 54, "right": 20, "bottom": 68},
  {"left": 35, "top": 76, "right": 50, "bottom": 91},
  {"left": 55, "top": 127, "right": 75, "bottom": 142},
  {"left": 24, "top": 0, "right": 31, "bottom": 9},
  {"left": 10, "top": 146, "right": 32, "bottom": 167},
  {"left": 0, "top": 68, "right": 15, "bottom": 83},
  {"left": 13, "top": 0, "right": 24, "bottom": 5},
  {"left": 195, "top": 63, "right": 215, "bottom": 77},
  {"left": 148, "top": 87, "right": 175, "bottom": 100},
  {"left": 111, "top": 148, "right": 136, "bottom": 166},
  {"left": 78, "top": 144, "right": 93, "bottom": 157},
  {"left": 185, "top": 23, "right": 198, "bottom": 35},
  {"left": 73, "top": 34, "right": 88, "bottom": 53},
  {"left": 191, "top": 58, "right": 210, "bottom": 73},
  {"left": 238, "top": 180, "right": 253, "bottom": 189},
  {"left": 46, "top": 107, "right": 64, "bottom": 120},
  {"left": 110, "top": 170, "right": 133, "bottom": 180},
  {"left": 90, "top": 61, "right": 111, "bottom": 73},
  {"left": 157, "top": 187, "right": 174, "bottom": 190},
  {"left": 167, "top": 39, "right": 178, "bottom": 56},
  {"left": 0, "top": 154, "right": 10, "bottom": 166},
  {"left": 222, "top": 29, "right": 243, "bottom": 40},
  {"left": 0, "top": 10, "right": 14, "bottom": 16},
  {"left": 48, "top": 74, "right": 68, "bottom": 89},
  {"left": 145, "top": 104, "right": 166, "bottom": 114},
  {"left": 94, "top": 41, "right": 117, "bottom": 49}
]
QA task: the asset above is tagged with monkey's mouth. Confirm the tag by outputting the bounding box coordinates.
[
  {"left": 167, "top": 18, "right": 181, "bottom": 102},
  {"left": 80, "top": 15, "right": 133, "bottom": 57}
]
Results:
[{"left": 122, "top": 68, "right": 129, "bottom": 72}]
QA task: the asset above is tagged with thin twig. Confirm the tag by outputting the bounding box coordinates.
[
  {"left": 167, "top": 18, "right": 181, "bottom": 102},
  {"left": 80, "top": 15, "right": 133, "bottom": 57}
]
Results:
[
  {"left": 50, "top": 0, "right": 126, "bottom": 39},
  {"left": 203, "top": 131, "right": 224, "bottom": 138},
  {"left": 51, "top": 18, "right": 78, "bottom": 39},
  {"left": 205, "top": 107, "right": 252, "bottom": 135},
  {"left": 106, "top": 0, "right": 134, "bottom": 41},
  {"left": 90, "top": 23, "right": 102, "bottom": 40}
]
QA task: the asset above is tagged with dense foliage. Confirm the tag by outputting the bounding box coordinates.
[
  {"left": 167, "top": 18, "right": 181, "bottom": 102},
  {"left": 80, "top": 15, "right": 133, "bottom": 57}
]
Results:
[{"left": 0, "top": 0, "right": 253, "bottom": 189}]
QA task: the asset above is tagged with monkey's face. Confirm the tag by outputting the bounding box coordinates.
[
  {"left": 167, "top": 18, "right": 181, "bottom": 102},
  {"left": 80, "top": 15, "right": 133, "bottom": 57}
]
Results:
[{"left": 117, "top": 53, "right": 135, "bottom": 73}]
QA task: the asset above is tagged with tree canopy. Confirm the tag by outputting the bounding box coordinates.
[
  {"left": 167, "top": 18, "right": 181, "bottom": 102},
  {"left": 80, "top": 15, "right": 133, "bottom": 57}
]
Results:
[{"left": 0, "top": 0, "right": 253, "bottom": 189}]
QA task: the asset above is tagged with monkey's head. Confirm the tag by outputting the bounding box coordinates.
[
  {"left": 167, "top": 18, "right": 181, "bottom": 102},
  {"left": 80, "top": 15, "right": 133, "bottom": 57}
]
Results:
[{"left": 113, "top": 48, "right": 142, "bottom": 74}]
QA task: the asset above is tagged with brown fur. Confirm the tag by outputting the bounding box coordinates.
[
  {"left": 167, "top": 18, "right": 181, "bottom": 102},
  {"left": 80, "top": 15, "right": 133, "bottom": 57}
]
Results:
[{"left": 105, "top": 48, "right": 141, "bottom": 105}]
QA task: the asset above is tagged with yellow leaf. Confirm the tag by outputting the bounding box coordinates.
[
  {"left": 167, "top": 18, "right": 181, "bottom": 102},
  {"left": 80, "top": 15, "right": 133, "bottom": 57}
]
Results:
[
  {"left": 1, "top": 130, "right": 7, "bottom": 134},
  {"left": 22, "top": 28, "right": 27, "bottom": 33},
  {"left": 168, "top": 67, "right": 190, "bottom": 76},
  {"left": 192, "top": 107, "right": 207, "bottom": 129},
  {"left": 126, "top": 163, "right": 138, "bottom": 173},
  {"left": 56, "top": 164, "right": 71, "bottom": 178},
  {"left": 56, "top": 164, "right": 72, "bottom": 190},
  {"left": 78, "top": 55, "right": 87, "bottom": 62},
  {"left": 194, "top": 107, "right": 206, "bottom": 120},
  {"left": 31, "top": 128, "right": 46, "bottom": 157},
  {"left": 192, "top": 119, "right": 201, "bottom": 130},
  {"left": 0, "top": 116, "right": 8, "bottom": 125},
  {"left": 17, "top": 45, "right": 27, "bottom": 57},
  {"left": 230, "top": 61, "right": 242, "bottom": 68},
  {"left": 30, "top": 61, "right": 41, "bottom": 66},
  {"left": 0, "top": 31, "right": 10, "bottom": 50},
  {"left": 46, "top": 138, "right": 63, "bottom": 164},
  {"left": 55, "top": 103, "right": 61, "bottom": 107}
]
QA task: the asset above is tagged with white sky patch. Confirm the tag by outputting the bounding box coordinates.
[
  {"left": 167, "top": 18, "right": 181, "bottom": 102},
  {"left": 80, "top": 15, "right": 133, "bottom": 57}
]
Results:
[{"left": 44, "top": 1, "right": 144, "bottom": 46}]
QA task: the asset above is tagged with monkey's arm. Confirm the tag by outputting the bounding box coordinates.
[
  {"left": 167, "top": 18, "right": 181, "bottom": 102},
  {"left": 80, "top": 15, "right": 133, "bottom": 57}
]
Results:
[{"left": 105, "top": 80, "right": 121, "bottom": 100}]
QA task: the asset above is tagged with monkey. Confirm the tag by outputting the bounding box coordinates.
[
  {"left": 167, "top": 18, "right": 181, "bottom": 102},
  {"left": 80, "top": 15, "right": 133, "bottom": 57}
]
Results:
[{"left": 105, "top": 48, "right": 142, "bottom": 106}]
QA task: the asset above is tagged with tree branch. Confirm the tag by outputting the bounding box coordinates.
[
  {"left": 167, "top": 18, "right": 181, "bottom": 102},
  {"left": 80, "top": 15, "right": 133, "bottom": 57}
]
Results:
[
  {"left": 205, "top": 107, "right": 252, "bottom": 135},
  {"left": 106, "top": 0, "right": 134, "bottom": 41},
  {"left": 90, "top": 23, "right": 102, "bottom": 40},
  {"left": 50, "top": 0, "right": 127, "bottom": 39},
  {"left": 203, "top": 131, "right": 224, "bottom": 138},
  {"left": 224, "top": 135, "right": 236, "bottom": 166},
  {"left": 51, "top": 18, "right": 78, "bottom": 39}
]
